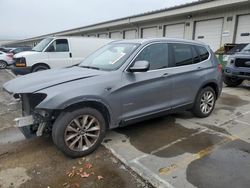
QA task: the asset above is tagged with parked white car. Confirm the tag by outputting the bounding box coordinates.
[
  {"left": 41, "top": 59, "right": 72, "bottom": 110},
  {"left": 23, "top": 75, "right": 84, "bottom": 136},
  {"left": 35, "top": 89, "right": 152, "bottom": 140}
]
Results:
[
  {"left": 12, "top": 37, "right": 113, "bottom": 75},
  {"left": 0, "top": 51, "right": 13, "bottom": 69}
]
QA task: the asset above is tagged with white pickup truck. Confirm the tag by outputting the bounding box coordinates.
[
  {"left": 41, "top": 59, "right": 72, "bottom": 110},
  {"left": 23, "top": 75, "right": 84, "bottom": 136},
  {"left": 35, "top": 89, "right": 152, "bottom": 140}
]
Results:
[{"left": 12, "top": 37, "right": 113, "bottom": 75}]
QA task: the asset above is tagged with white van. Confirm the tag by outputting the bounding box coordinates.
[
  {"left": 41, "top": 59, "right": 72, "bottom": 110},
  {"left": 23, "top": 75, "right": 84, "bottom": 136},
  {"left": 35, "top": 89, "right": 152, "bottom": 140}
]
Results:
[{"left": 12, "top": 37, "right": 113, "bottom": 75}]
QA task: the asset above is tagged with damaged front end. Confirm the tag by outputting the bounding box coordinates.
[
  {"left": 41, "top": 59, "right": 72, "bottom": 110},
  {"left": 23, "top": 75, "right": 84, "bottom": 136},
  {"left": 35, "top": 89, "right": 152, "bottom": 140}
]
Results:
[{"left": 14, "top": 93, "right": 53, "bottom": 138}]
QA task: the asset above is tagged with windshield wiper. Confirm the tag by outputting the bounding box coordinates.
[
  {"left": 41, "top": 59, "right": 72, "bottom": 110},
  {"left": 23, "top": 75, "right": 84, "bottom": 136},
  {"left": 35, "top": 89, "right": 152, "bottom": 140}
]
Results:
[{"left": 80, "top": 65, "right": 100, "bottom": 70}]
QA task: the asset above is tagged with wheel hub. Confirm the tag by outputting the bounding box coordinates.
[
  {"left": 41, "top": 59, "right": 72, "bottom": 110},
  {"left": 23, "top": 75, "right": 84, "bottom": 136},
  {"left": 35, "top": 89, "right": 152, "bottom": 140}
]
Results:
[
  {"left": 200, "top": 91, "right": 215, "bottom": 114},
  {"left": 64, "top": 115, "right": 101, "bottom": 151}
]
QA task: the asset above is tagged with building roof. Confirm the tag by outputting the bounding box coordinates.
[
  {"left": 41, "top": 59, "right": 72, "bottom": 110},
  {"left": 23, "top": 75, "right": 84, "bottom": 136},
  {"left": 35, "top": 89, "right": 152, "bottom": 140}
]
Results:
[
  {"left": 50, "top": 0, "right": 210, "bottom": 35},
  {"left": 3, "top": 0, "right": 250, "bottom": 46}
]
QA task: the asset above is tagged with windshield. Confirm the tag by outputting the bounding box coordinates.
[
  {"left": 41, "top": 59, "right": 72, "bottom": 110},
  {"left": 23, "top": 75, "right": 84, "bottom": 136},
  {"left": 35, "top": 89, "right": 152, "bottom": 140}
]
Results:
[
  {"left": 241, "top": 44, "right": 250, "bottom": 53},
  {"left": 226, "top": 43, "right": 248, "bottom": 54},
  {"left": 32, "top": 38, "right": 53, "bottom": 52},
  {"left": 79, "top": 43, "right": 139, "bottom": 71}
]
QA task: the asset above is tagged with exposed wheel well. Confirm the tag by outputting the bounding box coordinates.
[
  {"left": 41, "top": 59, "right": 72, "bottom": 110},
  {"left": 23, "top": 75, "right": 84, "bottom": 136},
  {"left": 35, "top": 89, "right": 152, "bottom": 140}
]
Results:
[
  {"left": 201, "top": 82, "right": 219, "bottom": 99},
  {"left": 60, "top": 101, "right": 111, "bottom": 128},
  {"left": 32, "top": 63, "right": 50, "bottom": 71}
]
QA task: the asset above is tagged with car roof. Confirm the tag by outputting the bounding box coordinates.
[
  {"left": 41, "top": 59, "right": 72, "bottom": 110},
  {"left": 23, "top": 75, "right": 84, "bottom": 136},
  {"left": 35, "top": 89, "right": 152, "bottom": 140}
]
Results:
[{"left": 112, "top": 38, "right": 207, "bottom": 46}]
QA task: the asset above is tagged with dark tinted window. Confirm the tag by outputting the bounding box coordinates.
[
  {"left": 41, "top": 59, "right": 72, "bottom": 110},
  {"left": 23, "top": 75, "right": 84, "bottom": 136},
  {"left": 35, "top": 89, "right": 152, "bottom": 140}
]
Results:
[
  {"left": 55, "top": 39, "right": 69, "bottom": 52},
  {"left": 192, "top": 46, "right": 200, "bottom": 64},
  {"left": 196, "top": 46, "right": 209, "bottom": 61},
  {"left": 171, "top": 43, "right": 193, "bottom": 66},
  {"left": 135, "top": 43, "right": 168, "bottom": 70},
  {"left": 47, "top": 39, "right": 69, "bottom": 52}
]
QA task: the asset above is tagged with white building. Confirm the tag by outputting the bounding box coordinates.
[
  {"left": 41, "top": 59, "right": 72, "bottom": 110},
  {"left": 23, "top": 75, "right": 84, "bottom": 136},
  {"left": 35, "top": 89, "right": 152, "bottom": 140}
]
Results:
[{"left": 4, "top": 0, "right": 250, "bottom": 51}]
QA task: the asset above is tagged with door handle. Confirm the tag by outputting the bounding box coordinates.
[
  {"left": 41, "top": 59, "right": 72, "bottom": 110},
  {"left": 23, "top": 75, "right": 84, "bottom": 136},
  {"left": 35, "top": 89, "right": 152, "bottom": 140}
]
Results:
[
  {"left": 197, "top": 66, "right": 202, "bottom": 69},
  {"left": 69, "top": 52, "right": 72, "bottom": 58},
  {"left": 162, "top": 73, "right": 169, "bottom": 78}
]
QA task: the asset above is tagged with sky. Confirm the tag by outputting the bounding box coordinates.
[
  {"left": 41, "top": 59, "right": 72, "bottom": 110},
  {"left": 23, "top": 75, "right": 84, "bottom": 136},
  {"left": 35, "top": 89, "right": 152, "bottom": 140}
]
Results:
[{"left": 0, "top": 0, "right": 195, "bottom": 40}]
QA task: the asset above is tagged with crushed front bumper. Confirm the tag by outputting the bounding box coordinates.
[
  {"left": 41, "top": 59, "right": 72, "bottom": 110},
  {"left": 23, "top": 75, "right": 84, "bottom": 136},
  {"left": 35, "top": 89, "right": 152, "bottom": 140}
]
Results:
[
  {"left": 14, "top": 115, "right": 48, "bottom": 138},
  {"left": 14, "top": 115, "right": 34, "bottom": 128}
]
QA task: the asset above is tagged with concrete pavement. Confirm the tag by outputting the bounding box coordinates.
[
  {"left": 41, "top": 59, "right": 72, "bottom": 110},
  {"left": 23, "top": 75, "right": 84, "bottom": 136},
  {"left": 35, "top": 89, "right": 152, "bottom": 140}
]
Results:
[{"left": 103, "top": 84, "right": 250, "bottom": 188}]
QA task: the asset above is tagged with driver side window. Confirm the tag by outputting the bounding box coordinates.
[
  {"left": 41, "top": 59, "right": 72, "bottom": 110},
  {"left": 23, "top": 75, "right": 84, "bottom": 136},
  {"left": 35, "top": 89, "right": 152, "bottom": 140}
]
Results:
[
  {"left": 46, "top": 39, "right": 69, "bottom": 52},
  {"left": 134, "top": 43, "right": 168, "bottom": 70}
]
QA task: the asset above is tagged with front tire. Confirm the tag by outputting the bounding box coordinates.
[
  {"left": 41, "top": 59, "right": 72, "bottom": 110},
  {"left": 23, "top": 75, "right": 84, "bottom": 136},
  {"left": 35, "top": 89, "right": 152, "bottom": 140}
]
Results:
[
  {"left": 223, "top": 75, "right": 243, "bottom": 87},
  {"left": 192, "top": 87, "right": 216, "bottom": 118},
  {"left": 32, "top": 64, "right": 49, "bottom": 72},
  {"left": 52, "top": 107, "right": 106, "bottom": 158}
]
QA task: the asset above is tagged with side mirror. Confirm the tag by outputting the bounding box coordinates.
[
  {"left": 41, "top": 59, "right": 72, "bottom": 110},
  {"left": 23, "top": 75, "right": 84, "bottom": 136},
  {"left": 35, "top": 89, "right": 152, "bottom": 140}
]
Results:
[{"left": 129, "top": 61, "right": 150, "bottom": 72}]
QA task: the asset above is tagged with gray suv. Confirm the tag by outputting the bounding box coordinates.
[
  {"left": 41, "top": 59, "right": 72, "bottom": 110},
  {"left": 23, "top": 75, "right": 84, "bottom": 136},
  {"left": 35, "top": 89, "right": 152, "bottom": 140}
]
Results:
[{"left": 3, "top": 39, "right": 222, "bottom": 158}]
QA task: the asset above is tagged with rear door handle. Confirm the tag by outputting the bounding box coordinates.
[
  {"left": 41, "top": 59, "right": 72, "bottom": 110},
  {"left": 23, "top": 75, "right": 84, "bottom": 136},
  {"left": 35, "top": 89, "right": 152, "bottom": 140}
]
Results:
[
  {"left": 162, "top": 73, "right": 169, "bottom": 78},
  {"left": 69, "top": 52, "right": 72, "bottom": 58},
  {"left": 197, "top": 66, "right": 202, "bottom": 69}
]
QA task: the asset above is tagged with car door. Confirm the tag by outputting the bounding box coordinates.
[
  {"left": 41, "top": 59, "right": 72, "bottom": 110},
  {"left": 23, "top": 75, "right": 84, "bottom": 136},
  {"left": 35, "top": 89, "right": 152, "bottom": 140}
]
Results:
[
  {"left": 46, "top": 39, "right": 72, "bottom": 68},
  {"left": 167, "top": 43, "right": 210, "bottom": 108},
  {"left": 121, "top": 42, "right": 172, "bottom": 120}
]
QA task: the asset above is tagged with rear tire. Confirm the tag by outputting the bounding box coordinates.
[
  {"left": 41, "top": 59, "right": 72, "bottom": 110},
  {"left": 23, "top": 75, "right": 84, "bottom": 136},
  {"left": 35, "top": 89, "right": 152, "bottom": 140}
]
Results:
[
  {"left": 0, "top": 60, "right": 7, "bottom": 69},
  {"left": 223, "top": 75, "right": 243, "bottom": 87},
  {"left": 32, "top": 64, "right": 49, "bottom": 72},
  {"left": 192, "top": 86, "right": 216, "bottom": 118},
  {"left": 52, "top": 107, "right": 106, "bottom": 158}
]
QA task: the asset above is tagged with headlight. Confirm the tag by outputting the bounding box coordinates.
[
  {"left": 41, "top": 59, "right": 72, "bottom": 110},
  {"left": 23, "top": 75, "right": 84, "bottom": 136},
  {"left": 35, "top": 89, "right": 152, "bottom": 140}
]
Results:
[
  {"left": 15, "top": 57, "right": 26, "bottom": 67},
  {"left": 226, "top": 57, "right": 235, "bottom": 66},
  {"left": 222, "top": 55, "right": 229, "bottom": 62}
]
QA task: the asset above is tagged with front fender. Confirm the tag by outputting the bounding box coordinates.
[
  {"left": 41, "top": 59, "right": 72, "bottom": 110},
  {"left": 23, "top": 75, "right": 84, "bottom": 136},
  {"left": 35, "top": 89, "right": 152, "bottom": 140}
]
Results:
[{"left": 36, "top": 94, "right": 115, "bottom": 126}]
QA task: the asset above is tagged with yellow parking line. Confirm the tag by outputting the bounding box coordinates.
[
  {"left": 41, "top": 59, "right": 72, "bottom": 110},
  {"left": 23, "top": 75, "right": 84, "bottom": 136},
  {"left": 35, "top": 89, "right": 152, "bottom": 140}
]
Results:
[{"left": 159, "top": 136, "right": 237, "bottom": 176}]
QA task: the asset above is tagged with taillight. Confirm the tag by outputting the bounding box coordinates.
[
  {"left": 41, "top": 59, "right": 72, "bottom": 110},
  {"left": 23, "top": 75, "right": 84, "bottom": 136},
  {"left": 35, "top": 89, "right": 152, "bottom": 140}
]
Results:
[
  {"left": 6, "top": 53, "right": 13, "bottom": 60},
  {"left": 218, "top": 64, "right": 222, "bottom": 73}
]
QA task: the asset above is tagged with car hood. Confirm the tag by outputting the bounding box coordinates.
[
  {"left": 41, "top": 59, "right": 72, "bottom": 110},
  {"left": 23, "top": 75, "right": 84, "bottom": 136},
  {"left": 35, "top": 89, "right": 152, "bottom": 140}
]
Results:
[
  {"left": 3, "top": 66, "right": 106, "bottom": 94},
  {"left": 14, "top": 51, "right": 39, "bottom": 58}
]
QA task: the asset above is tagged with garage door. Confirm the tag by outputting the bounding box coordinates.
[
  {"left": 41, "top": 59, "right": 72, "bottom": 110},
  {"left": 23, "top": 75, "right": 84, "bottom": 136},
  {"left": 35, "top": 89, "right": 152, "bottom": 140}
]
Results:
[
  {"left": 124, "top": 30, "right": 137, "bottom": 39},
  {"left": 110, "top": 31, "right": 123, "bottom": 39},
  {"left": 194, "top": 18, "right": 223, "bottom": 51},
  {"left": 235, "top": 15, "right": 250, "bottom": 43},
  {"left": 164, "top": 23, "right": 185, "bottom": 38},
  {"left": 98, "top": 33, "right": 108, "bottom": 38},
  {"left": 141, "top": 27, "right": 157, "bottom": 38}
]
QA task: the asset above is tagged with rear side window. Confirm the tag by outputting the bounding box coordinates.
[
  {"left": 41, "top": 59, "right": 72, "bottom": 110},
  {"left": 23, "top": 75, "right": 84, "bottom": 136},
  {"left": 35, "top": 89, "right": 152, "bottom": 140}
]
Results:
[
  {"left": 192, "top": 47, "right": 201, "bottom": 64},
  {"left": 196, "top": 46, "right": 209, "bottom": 61},
  {"left": 135, "top": 43, "right": 168, "bottom": 70},
  {"left": 170, "top": 43, "right": 193, "bottom": 66},
  {"left": 170, "top": 43, "right": 210, "bottom": 67}
]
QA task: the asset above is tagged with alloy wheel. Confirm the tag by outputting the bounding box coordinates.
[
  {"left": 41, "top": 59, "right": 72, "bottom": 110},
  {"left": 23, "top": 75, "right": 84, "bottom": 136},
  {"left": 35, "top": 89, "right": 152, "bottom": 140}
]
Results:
[
  {"left": 200, "top": 91, "right": 215, "bottom": 114},
  {"left": 0, "top": 61, "right": 7, "bottom": 69},
  {"left": 64, "top": 115, "right": 101, "bottom": 151}
]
